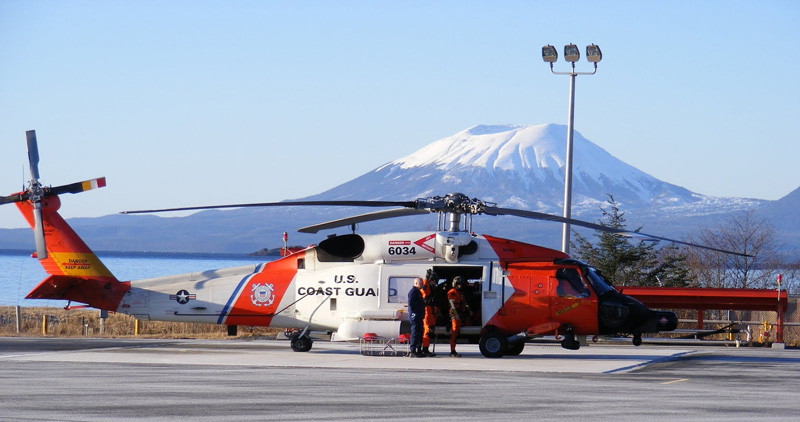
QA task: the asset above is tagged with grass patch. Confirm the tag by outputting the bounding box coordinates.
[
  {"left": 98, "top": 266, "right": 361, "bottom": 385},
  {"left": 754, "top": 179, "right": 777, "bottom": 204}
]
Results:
[{"left": 0, "top": 306, "right": 282, "bottom": 339}]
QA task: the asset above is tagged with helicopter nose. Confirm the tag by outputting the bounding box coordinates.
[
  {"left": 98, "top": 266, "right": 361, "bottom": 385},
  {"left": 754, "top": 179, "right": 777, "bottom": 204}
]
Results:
[
  {"left": 598, "top": 294, "right": 678, "bottom": 335},
  {"left": 652, "top": 310, "right": 678, "bottom": 331},
  {"left": 634, "top": 309, "right": 678, "bottom": 333}
]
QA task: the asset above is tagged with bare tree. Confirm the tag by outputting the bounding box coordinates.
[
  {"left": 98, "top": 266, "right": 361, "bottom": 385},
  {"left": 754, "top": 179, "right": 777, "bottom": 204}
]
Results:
[{"left": 684, "top": 210, "right": 783, "bottom": 289}]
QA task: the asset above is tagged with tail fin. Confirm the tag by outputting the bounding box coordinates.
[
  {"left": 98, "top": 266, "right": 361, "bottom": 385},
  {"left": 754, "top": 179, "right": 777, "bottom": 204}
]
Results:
[
  {"left": 16, "top": 194, "right": 114, "bottom": 278},
  {"left": 16, "top": 194, "right": 129, "bottom": 310}
]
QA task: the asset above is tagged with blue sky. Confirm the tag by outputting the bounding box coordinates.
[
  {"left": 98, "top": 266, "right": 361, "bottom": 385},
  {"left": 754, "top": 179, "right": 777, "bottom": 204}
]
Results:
[{"left": 2, "top": 1, "right": 798, "bottom": 228}]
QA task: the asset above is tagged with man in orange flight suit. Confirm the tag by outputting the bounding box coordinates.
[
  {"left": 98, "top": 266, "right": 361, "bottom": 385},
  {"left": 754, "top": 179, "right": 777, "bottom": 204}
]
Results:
[
  {"left": 447, "top": 276, "right": 468, "bottom": 357},
  {"left": 420, "top": 269, "right": 438, "bottom": 357}
]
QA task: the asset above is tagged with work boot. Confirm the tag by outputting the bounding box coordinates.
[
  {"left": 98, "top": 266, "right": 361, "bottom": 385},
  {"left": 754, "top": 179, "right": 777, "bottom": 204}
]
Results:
[
  {"left": 449, "top": 351, "right": 461, "bottom": 357},
  {"left": 422, "top": 347, "right": 436, "bottom": 357},
  {"left": 409, "top": 349, "right": 425, "bottom": 358}
]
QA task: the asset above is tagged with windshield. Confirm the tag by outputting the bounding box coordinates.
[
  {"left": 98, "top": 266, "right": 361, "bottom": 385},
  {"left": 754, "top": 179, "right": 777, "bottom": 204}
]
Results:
[{"left": 583, "top": 266, "right": 615, "bottom": 296}]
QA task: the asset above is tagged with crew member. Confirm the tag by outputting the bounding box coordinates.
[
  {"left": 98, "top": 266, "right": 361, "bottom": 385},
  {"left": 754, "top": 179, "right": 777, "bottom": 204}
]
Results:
[
  {"left": 420, "top": 269, "right": 439, "bottom": 357},
  {"left": 447, "top": 276, "right": 468, "bottom": 357},
  {"left": 407, "top": 277, "right": 425, "bottom": 358}
]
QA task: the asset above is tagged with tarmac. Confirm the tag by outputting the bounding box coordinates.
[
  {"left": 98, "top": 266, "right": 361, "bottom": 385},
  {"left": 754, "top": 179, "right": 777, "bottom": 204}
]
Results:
[
  {"left": 1, "top": 336, "right": 799, "bottom": 421},
  {"left": 0, "top": 336, "right": 695, "bottom": 374}
]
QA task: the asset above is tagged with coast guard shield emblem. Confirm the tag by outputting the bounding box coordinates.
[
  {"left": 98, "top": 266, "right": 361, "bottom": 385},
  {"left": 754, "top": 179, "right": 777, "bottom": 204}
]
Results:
[{"left": 250, "top": 283, "right": 275, "bottom": 307}]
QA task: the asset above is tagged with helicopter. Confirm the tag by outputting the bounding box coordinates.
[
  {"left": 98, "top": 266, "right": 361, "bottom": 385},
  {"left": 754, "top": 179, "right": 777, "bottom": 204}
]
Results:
[{"left": 4, "top": 131, "right": 746, "bottom": 357}]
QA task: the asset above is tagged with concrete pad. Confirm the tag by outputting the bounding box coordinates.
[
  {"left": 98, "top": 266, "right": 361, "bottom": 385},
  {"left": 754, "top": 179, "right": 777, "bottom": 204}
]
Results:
[
  {"left": 3, "top": 337, "right": 799, "bottom": 421},
  {"left": 0, "top": 337, "right": 693, "bottom": 374}
]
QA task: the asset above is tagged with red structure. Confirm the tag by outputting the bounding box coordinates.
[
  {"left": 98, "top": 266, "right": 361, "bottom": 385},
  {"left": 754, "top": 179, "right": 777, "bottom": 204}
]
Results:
[{"left": 625, "top": 287, "right": 789, "bottom": 343}]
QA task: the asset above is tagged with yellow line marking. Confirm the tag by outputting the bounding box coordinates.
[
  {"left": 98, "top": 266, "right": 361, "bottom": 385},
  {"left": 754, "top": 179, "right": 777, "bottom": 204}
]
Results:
[{"left": 661, "top": 378, "right": 689, "bottom": 385}]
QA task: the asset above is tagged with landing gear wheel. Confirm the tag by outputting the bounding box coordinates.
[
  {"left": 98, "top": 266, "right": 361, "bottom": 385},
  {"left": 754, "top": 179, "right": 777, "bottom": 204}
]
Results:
[
  {"left": 506, "top": 341, "right": 525, "bottom": 356},
  {"left": 479, "top": 331, "right": 507, "bottom": 358},
  {"left": 632, "top": 334, "right": 642, "bottom": 347},
  {"left": 290, "top": 333, "right": 313, "bottom": 352}
]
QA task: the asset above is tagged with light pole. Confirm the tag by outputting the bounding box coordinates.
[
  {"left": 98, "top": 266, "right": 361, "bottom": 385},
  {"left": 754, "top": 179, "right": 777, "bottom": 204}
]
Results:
[{"left": 542, "top": 43, "right": 602, "bottom": 255}]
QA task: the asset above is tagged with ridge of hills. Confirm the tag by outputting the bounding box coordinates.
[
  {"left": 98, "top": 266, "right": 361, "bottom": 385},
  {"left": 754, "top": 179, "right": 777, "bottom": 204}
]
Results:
[{"left": 1, "top": 124, "right": 796, "bottom": 253}]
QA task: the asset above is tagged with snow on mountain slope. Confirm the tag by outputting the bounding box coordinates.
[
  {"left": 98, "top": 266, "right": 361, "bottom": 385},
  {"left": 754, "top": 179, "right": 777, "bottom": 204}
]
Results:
[
  {"left": 388, "top": 124, "right": 665, "bottom": 199},
  {"left": 314, "top": 123, "right": 763, "bottom": 217}
]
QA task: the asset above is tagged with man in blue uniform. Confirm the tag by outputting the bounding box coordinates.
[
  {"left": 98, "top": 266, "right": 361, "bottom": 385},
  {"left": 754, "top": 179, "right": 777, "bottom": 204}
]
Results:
[{"left": 408, "top": 277, "right": 426, "bottom": 358}]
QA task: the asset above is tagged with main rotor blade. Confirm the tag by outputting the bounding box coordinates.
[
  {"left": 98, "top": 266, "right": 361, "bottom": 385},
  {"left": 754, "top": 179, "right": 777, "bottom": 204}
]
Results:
[
  {"left": 485, "top": 206, "right": 753, "bottom": 257},
  {"left": 298, "top": 208, "right": 430, "bottom": 233},
  {"left": 1, "top": 178, "right": 106, "bottom": 206},
  {"left": 485, "top": 206, "right": 610, "bottom": 231},
  {"left": 121, "top": 200, "right": 417, "bottom": 214},
  {"left": 612, "top": 231, "right": 754, "bottom": 257},
  {"left": 49, "top": 177, "right": 107, "bottom": 196},
  {"left": 32, "top": 204, "right": 47, "bottom": 260},
  {"left": 26, "top": 130, "right": 40, "bottom": 182}
]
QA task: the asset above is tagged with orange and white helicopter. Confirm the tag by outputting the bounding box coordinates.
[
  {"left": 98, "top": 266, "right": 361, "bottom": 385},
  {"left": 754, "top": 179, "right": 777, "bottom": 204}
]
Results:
[{"left": 3, "top": 131, "right": 745, "bottom": 357}]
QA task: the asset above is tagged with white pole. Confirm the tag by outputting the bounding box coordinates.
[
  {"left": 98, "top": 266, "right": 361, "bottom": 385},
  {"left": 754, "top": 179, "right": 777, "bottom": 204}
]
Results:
[{"left": 561, "top": 72, "right": 577, "bottom": 255}]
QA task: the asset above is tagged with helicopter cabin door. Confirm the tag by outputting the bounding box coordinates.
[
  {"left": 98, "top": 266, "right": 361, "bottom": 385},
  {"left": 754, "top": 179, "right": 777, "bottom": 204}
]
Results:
[
  {"left": 482, "top": 263, "right": 508, "bottom": 327},
  {"left": 548, "top": 267, "right": 597, "bottom": 333}
]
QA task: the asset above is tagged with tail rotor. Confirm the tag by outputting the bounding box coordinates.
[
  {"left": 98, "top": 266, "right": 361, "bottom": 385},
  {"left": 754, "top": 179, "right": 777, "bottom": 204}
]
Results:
[{"left": 1, "top": 130, "right": 107, "bottom": 260}]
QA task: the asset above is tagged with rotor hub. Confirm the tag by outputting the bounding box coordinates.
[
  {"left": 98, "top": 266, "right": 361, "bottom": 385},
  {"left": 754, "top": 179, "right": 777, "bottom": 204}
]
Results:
[{"left": 416, "top": 192, "right": 494, "bottom": 215}]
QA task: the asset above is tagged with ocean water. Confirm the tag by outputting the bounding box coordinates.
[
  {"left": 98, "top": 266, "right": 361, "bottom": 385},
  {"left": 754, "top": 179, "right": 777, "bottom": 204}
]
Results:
[{"left": 0, "top": 249, "right": 271, "bottom": 307}]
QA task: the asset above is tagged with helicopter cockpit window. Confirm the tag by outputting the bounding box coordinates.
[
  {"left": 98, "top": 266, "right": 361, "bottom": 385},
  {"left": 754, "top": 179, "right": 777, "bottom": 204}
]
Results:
[
  {"left": 584, "top": 267, "right": 615, "bottom": 296},
  {"left": 555, "top": 268, "right": 590, "bottom": 298},
  {"left": 388, "top": 276, "right": 418, "bottom": 304}
]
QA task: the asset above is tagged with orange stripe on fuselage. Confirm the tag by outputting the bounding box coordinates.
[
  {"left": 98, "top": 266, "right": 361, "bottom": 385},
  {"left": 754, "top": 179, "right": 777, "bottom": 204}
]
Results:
[
  {"left": 483, "top": 234, "right": 569, "bottom": 262},
  {"left": 223, "top": 251, "right": 303, "bottom": 327}
]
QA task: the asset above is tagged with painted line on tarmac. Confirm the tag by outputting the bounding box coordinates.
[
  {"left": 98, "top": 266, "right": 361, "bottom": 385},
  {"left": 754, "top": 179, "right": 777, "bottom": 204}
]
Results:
[
  {"left": 603, "top": 350, "right": 695, "bottom": 374},
  {"left": 661, "top": 378, "right": 689, "bottom": 385}
]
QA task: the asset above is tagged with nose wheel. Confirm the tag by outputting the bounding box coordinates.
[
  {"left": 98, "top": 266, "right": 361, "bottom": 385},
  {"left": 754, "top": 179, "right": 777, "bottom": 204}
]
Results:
[{"left": 632, "top": 334, "right": 642, "bottom": 346}]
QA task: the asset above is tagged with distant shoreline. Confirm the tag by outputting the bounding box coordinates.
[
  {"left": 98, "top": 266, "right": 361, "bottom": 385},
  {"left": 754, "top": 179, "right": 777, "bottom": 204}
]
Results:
[{"left": 0, "top": 249, "right": 269, "bottom": 260}]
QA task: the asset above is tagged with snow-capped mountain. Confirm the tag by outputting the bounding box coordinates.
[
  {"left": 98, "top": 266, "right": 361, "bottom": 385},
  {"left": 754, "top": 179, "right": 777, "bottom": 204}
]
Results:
[{"left": 307, "top": 124, "right": 763, "bottom": 219}]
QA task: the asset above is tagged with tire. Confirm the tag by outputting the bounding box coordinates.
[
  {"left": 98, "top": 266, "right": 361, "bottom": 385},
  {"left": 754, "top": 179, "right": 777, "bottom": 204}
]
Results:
[
  {"left": 290, "top": 333, "right": 313, "bottom": 352},
  {"left": 560, "top": 329, "right": 580, "bottom": 350},
  {"left": 561, "top": 338, "right": 580, "bottom": 350},
  {"left": 479, "top": 331, "right": 507, "bottom": 358},
  {"left": 506, "top": 340, "right": 525, "bottom": 356},
  {"left": 632, "top": 334, "right": 642, "bottom": 347}
]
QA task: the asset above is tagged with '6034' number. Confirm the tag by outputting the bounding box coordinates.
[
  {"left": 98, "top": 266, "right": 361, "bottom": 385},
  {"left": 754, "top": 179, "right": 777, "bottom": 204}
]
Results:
[{"left": 388, "top": 246, "right": 416, "bottom": 255}]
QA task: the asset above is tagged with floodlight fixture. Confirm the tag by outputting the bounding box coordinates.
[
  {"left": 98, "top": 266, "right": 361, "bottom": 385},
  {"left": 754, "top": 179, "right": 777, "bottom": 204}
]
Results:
[
  {"left": 586, "top": 44, "right": 602, "bottom": 63},
  {"left": 564, "top": 44, "right": 580, "bottom": 63},
  {"left": 542, "top": 45, "right": 558, "bottom": 63},
  {"left": 540, "top": 42, "right": 602, "bottom": 254}
]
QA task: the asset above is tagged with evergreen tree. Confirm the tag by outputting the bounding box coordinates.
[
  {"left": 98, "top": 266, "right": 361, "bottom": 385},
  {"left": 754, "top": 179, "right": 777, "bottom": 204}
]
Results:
[{"left": 571, "top": 195, "right": 689, "bottom": 287}]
